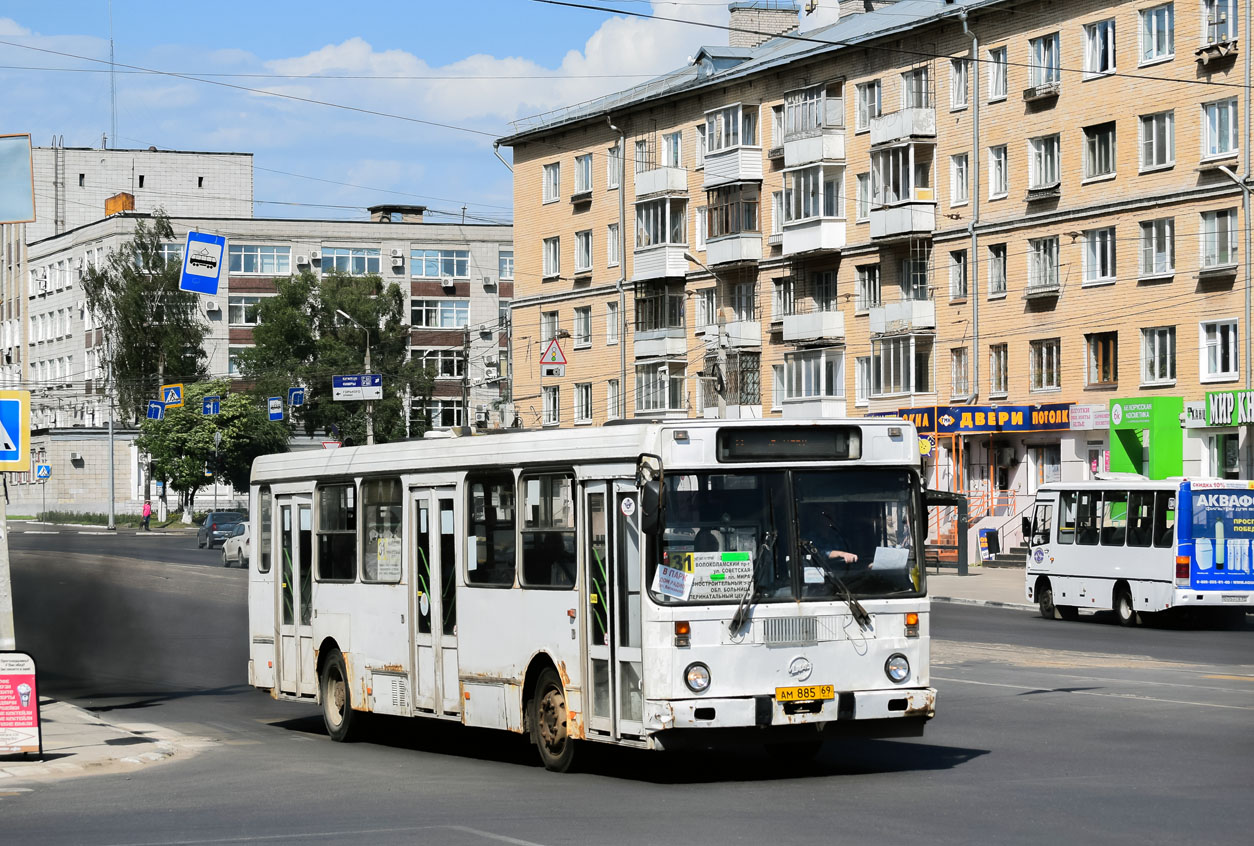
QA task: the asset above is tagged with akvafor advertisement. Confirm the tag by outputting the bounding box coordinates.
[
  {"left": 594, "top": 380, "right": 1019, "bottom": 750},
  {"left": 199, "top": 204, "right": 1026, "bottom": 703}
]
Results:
[{"left": 1184, "top": 481, "right": 1254, "bottom": 590}]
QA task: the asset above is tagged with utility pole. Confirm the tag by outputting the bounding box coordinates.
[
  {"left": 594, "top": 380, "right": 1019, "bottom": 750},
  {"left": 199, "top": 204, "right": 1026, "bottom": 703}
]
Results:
[
  {"left": 0, "top": 476, "right": 13, "bottom": 649},
  {"left": 106, "top": 337, "right": 116, "bottom": 530},
  {"left": 716, "top": 320, "right": 728, "bottom": 420},
  {"left": 337, "top": 309, "right": 374, "bottom": 445},
  {"left": 461, "top": 324, "right": 471, "bottom": 435}
]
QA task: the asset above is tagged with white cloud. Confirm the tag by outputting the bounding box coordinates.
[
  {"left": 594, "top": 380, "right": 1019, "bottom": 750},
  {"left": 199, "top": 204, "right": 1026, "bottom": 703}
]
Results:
[
  {"left": 0, "top": 18, "right": 31, "bottom": 36},
  {"left": 798, "top": 2, "right": 842, "bottom": 33}
]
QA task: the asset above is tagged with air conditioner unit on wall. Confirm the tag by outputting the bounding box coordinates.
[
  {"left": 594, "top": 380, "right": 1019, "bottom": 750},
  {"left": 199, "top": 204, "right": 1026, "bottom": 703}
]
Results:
[
  {"left": 391, "top": 255, "right": 405, "bottom": 268},
  {"left": 390, "top": 248, "right": 404, "bottom": 258},
  {"left": 441, "top": 276, "right": 455, "bottom": 289},
  {"left": 310, "top": 250, "right": 321, "bottom": 262},
  {"left": 296, "top": 254, "right": 309, "bottom": 266},
  {"left": 484, "top": 365, "right": 499, "bottom": 381},
  {"left": 205, "top": 300, "right": 220, "bottom": 312}
]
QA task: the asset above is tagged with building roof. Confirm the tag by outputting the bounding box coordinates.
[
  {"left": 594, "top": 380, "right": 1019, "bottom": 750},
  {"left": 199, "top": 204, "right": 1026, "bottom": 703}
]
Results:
[{"left": 498, "top": 0, "right": 997, "bottom": 145}]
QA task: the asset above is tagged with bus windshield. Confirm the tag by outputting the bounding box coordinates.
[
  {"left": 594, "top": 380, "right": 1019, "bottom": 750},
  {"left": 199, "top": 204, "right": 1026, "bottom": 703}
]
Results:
[{"left": 650, "top": 468, "right": 921, "bottom": 605}]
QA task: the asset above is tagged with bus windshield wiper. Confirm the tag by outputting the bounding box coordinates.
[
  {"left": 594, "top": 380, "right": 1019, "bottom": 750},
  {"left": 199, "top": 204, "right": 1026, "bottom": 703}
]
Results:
[
  {"left": 729, "top": 499, "right": 778, "bottom": 635},
  {"left": 801, "top": 539, "right": 872, "bottom": 630}
]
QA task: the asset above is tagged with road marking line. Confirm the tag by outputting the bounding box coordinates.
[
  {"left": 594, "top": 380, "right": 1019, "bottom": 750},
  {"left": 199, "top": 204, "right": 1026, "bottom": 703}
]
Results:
[
  {"left": 91, "top": 824, "right": 548, "bottom": 846},
  {"left": 1204, "top": 674, "right": 1254, "bottom": 682},
  {"left": 77, "top": 531, "right": 114, "bottom": 535},
  {"left": 23, "top": 530, "right": 58, "bottom": 534},
  {"left": 447, "top": 826, "right": 550, "bottom": 846},
  {"left": 935, "top": 675, "right": 1254, "bottom": 711}
]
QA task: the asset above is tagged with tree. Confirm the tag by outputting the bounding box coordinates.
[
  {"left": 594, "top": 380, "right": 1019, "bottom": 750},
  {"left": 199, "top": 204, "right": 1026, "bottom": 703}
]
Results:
[
  {"left": 81, "top": 211, "right": 208, "bottom": 421},
  {"left": 136, "top": 380, "right": 289, "bottom": 516},
  {"left": 238, "top": 270, "right": 434, "bottom": 443}
]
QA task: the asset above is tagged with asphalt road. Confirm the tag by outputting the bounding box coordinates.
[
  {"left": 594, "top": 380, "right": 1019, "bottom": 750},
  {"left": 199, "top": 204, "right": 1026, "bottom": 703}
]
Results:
[{"left": 2, "top": 527, "right": 1252, "bottom": 846}]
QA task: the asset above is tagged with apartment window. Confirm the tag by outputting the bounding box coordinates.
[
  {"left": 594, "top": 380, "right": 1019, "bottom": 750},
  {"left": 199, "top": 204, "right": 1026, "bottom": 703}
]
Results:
[
  {"left": 606, "top": 301, "right": 619, "bottom": 345},
  {"left": 418, "top": 400, "right": 464, "bottom": 431},
  {"left": 1139, "top": 111, "right": 1175, "bottom": 169},
  {"left": 633, "top": 139, "right": 651, "bottom": 174},
  {"left": 411, "top": 249, "right": 470, "bottom": 278},
  {"left": 635, "top": 361, "right": 685, "bottom": 412},
  {"left": 1141, "top": 4, "right": 1175, "bottom": 62},
  {"left": 705, "top": 104, "right": 757, "bottom": 152},
  {"left": 663, "top": 131, "right": 682, "bottom": 168},
  {"left": 988, "top": 145, "right": 1008, "bottom": 198},
  {"left": 871, "top": 335, "right": 932, "bottom": 396},
  {"left": 1029, "top": 33, "right": 1061, "bottom": 86},
  {"left": 411, "top": 298, "right": 469, "bottom": 328},
  {"left": 228, "top": 295, "right": 265, "bottom": 326},
  {"left": 575, "top": 230, "right": 592, "bottom": 273},
  {"left": 574, "top": 154, "right": 592, "bottom": 194},
  {"left": 607, "top": 144, "right": 621, "bottom": 189},
  {"left": 696, "top": 207, "right": 707, "bottom": 250},
  {"left": 784, "top": 165, "right": 844, "bottom": 221},
  {"left": 606, "top": 223, "right": 620, "bottom": 267},
  {"left": 574, "top": 383, "right": 592, "bottom": 422},
  {"left": 1201, "top": 208, "right": 1238, "bottom": 267},
  {"left": 228, "top": 244, "right": 290, "bottom": 275},
  {"left": 543, "top": 386, "right": 560, "bottom": 425},
  {"left": 573, "top": 306, "right": 591, "bottom": 348},
  {"left": 773, "top": 278, "right": 795, "bottom": 318},
  {"left": 901, "top": 67, "right": 930, "bottom": 109},
  {"left": 543, "top": 162, "right": 560, "bottom": 203},
  {"left": 1030, "top": 338, "right": 1061, "bottom": 391},
  {"left": 1083, "top": 227, "right": 1117, "bottom": 284},
  {"left": 951, "top": 347, "right": 970, "bottom": 398},
  {"left": 1140, "top": 218, "right": 1176, "bottom": 276},
  {"left": 1030, "top": 135, "right": 1060, "bottom": 187},
  {"left": 541, "top": 310, "right": 559, "bottom": 342},
  {"left": 872, "top": 144, "right": 931, "bottom": 206},
  {"left": 856, "top": 80, "right": 882, "bottom": 131},
  {"left": 498, "top": 249, "right": 514, "bottom": 280},
  {"left": 768, "top": 190, "right": 783, "bottom": 236},
  {"left": 1201, "top": 319, "right": 1239, "bottom": 380},
  {"left": 950, "top": 153, "right": 969, "bottom": 205},
  {"left": 1204, "top": 98, "right": 1238, "bottom": 158},
  {"left": 855, "top": 173, "right": 871, "bottom": 221},
  {"left": 950, "top": 59, "right": 969, "bottom": 109},
  {"left": 320, "top": 247, "right": 380, "bottom": 276},
  {"left": 771, "top": 105, "right": 785, "bottom": 147},
  {"left": 783, "top": 347, "right": 844, "bottom": 400},
  {"left": 1141, "top": 326, "right": 1176, "bottom": 384},
  {"left": 901, "top": 253, "right": 931, "bottom": 301},
  {"left": 1083, "top": 123, "right": 1116, "bottom": 179},
  {"left": 606, "top": 379, "right": 621, "bottom": 419},
  {"left": 635, "top": 282, "right": 685, "bottom": 332},
  {"left": 695, "top": 124, "right": 707, "bottom": 167},
  {"left": 418, "top": 349, "right": 466, "bottom": 380},
  {"left": 1084, "top": 20, "right": 1116, "bottom": 77},
  {"left": 785, "top": 84, "right": 833, "bottom": 136},
  {"left": 1205, "top": 0, "right": 1238, "bottom": 44},
  {"left": 854, "top": 356, "right": 870, "bottom": 407},
  {"left": 1086, "top": 331, "right": 1118, "bottom": 386},
  {"left": 808, "top": 271, "right": 835, "bottom": 312},
  {"left": 988, "top": 47, "right": 1008, "bottom": 100},
  {"left": 1029, "top": 237, "right": 1060, "bottom": 291},
  {"left": 732, "top": 282, "right": 757, "bottom": 322},
  {"left": 706, "top": 183, "right": 760, "bottom": 237},
  {"left": 949, "top": 250, "right": 968, "bottom": 299},
  {"left": 989, "top": 343, "right": 1008, "bottom": 395},
  {"left": 635, "top": 198, "right": 687, "bottom": 248},
  {"left": 987, "top": 244, "right": 1007, "bottom": 296},
  {"left": 542, "top": 236, "right": 560, "bottom": 278},
  {"left": 696, "top": 288, "right": 717, "bottom": 331}
]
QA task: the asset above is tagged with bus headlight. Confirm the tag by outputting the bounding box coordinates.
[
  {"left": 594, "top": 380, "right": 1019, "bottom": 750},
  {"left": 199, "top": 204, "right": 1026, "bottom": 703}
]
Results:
[
  {"left": 884, "top": 654, "right": 910, "bottom": 684},
  {"left": 684, "top": 662, "right": 711, "bottom": 693}
]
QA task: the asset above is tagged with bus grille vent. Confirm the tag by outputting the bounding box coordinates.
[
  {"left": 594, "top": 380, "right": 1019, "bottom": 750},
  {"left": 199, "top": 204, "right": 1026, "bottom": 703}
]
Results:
[{"left": 760, "top": 616, "right": 819, "bottom": 646}]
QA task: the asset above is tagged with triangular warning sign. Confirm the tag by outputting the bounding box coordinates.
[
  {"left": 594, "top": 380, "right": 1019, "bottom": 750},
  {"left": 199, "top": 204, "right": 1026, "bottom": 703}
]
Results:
[{"left": 540, "top": 339, "right": 567, "bottom": 365}]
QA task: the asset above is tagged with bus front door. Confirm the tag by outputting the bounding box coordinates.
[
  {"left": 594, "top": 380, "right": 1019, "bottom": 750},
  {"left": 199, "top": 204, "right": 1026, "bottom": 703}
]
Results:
[
  {"left": 276, "top": 497, "right": 314, "bottom": 698},
  {"left": 411, "top": 489, "right": 461, "bottom": 715},
  {"left": 584, "top": 481, "right": 644, "bottom": 740}
]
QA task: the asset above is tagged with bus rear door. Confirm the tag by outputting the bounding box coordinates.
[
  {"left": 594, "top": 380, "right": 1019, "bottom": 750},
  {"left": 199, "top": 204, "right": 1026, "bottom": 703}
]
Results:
[
  {"left": 411, "top": 488, "right": 460, "bottom": 715},
  {"left": 276, "top": 496, "right": 315, "bottom": 697}
]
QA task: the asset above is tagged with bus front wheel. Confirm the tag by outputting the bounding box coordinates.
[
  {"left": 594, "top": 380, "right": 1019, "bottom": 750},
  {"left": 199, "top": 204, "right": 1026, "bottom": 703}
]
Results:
[
  {"left": 1114, "top": 587, "right": 1137, "bottom": 627},
  {"left": 1036, "top": 580, "right": 1057, "bottom": 620},
  {"left": 530, "top": 667, "right": 576, "bottom": 773},
  {"left": 320, "top": 648, "right": 359, "bottom": 742}
]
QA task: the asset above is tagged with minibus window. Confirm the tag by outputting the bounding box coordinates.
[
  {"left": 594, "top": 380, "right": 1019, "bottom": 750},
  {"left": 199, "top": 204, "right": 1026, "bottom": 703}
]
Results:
[
  {"left": 1101, "top": 491, "right": 1128, "bottom": 546},
  {"left": 1057, "top": 492, "right": 1076, "bottom": 544},
  {"left": 466, "top": 473, "right": 517, "bottom": 586},
  {"left": 520, "top": 473, "right": 577, "bottom": 589},
  {"left": 1076, "top": 491, "right": 1099, "bottom": 545},
  {"left": 258, "top": 487, "right": 272, "bottom": 572},
  {"left": 361, "top": 478, "right": 403, "bottom": 583},
  {"left": 317, "top": 483, "right": 357, "bottom": 581},
  {"left": 1153, "top": 492, "right": 1176, "bottom": 548},
  {"left": 1127, "top": 491, "right": 1154, "bottom": 547}
]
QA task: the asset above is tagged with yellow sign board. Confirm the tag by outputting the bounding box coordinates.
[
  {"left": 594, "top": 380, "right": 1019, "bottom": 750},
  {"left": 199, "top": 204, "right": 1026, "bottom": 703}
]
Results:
[
  {"left": 0, "top": 389, "right": 31, "bottom": 471},
  {"left": 161, "top": 383, "right": 185, "bottom": 408}
]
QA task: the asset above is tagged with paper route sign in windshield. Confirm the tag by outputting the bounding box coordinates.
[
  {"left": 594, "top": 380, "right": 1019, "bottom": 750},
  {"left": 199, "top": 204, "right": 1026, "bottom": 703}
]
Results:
[{"left": 654, "top": 551, "right": 753, "bottom": 601}]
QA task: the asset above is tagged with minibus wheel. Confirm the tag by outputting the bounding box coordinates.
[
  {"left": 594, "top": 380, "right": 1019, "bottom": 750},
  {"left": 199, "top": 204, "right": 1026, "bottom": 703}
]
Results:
[
  {"left": 531, "top": 667, "right": 576, "bottom": 772},
  {"left": 1113, "top": 586, "right": 1137, "bottom": 627},
  {"left": 1036, "top": 579, "right": 1056, "bottom": 620},
  {"left": 320, "top": 648, "right": 358, "bottom": 742}
]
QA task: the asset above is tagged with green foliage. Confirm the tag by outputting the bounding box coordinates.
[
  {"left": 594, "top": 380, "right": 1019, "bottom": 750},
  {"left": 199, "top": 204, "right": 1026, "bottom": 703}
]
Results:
[
  {"left": 238, "top": 269, "right": 435, "bottom": 443},
  {"left": 81, "top": 211, "right": 208, "bottom": 421},
  {"left": 136, "top": 380, "right": 289, "bottom": 502}
]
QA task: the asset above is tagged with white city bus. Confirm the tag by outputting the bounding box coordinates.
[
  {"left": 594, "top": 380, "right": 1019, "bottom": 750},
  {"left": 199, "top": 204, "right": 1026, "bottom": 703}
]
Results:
[
  {"left": 247, "top": 419, "right": 938, "bottom": 771},
  {"left": 1024, "top": 478, "right": 1254, "bottom": 625}
]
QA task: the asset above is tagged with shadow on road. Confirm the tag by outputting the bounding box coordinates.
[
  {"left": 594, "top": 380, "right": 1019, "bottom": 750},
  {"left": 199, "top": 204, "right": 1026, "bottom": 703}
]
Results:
[{"left": 77, "top": 684, "right": 254, "bottom": 713}]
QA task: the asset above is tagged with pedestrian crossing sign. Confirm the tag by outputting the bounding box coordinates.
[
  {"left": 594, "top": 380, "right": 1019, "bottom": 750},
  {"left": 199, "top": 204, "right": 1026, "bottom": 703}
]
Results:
[
  {"left": 0, "top": 389, "right": 31, "bottom": 471},
  {"left": 161, "top": 383, "right": 184, "bottom": 407}
]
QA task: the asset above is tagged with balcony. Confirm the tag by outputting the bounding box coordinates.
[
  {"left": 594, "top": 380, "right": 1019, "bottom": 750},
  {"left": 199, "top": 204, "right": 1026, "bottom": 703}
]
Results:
[
  {"left": 782, "top": 310, "right": 845, "bottom": 343},
  {"left": 782, "top": 397, "right": 847, "bottom": 419},
  {"left": 725, "top": 320, "right": 762, "bottom": 348},
  {"left": 703, "top": 146, "right": 763, "bottom": 189},
  {"left": 1025, "top": 182, "right": 1061, "bottom": 202},
  {"left": 706, "top": 232, "right": 762, "bottom": 266},
  {"left": 634, "top": 166, "right": 688, "bottom": 199},
  {"left": 869, "top": 299, "right": 936, "bottom": 334},
  {"left": 633, "top": 327, "right": 687, "bottom": 358},
  {"left": 782, "top": 217, "right": 846, "bottom": 255},
  {"left": 870, "top": 108, "right": 936, "bottom": 146},
  {"left": 869, "top": 201, "right": 935, "bottom": 240},
  {"left": 1024, "top": 280, "right": 1061, "bottom": 299},
  {"left": 783, "top": 128, "right": 845, "bottom": 168},
  {"left": 631, "top": 244, "right": 689, "bottom": 282},
  {"left": 1022, "top": 81, "right": 1061, "bottom": 103}
]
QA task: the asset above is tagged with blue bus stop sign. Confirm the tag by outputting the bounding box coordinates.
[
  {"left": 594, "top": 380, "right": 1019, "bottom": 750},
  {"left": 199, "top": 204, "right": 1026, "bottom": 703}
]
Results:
[
  {"left": 179, "top": 231, "right": 226, "bottom": 295},
  {"left": 268, "top": 397, "right": 284, "bottom": 421}
]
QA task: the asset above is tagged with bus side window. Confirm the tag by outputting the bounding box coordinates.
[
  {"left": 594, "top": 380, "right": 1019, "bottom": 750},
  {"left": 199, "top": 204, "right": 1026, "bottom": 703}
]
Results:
[
  {"left": 520, "top": 473, "right": 577, "bottom": 589},
  {"left": 1031, "top": 504, "right": 1053, "bottom": 546},
  {"left": 361, "top": 478, "right": 403, "bottom": 583},
  {"left": 466, "top": 473, "right": 516, "bottom": 586},
  {"left": 1058, "top": 492, "right": 1076, "bottom": 544},
  {"left": 258, "top": 486, "right": 272, "bottom": 572},
  {"left": 1127, "top": 491, "right": 1154, "bottom": 548},
  {"left": 1101, "top": 491, "right": 1128, "bottom": 547},
  {"left": 1153, "top": 492, "right": 1176, "bottom": 548},
  {"left": 1076, "top": 491, "right": 1100, "bottom": 545},
  {"left": 316, "top": 483, "right": 357, "bottom": 581}
]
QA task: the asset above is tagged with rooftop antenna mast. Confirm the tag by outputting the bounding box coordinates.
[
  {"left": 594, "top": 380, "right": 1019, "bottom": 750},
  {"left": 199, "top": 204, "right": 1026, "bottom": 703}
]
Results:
[{"left": 109, "top": 0, "right": 117, "bottom": 148}]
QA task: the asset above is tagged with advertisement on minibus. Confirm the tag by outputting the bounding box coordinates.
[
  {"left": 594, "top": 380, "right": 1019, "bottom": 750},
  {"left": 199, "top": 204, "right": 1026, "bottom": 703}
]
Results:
[{"left": 1183, "top": 481, "right": 1254, "bottom": 590}]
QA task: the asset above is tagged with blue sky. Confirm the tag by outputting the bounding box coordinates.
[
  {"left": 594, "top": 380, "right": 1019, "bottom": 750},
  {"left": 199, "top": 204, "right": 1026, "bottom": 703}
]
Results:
[{"left": 0, "top": 1, "right": 830, "bottom": 225}]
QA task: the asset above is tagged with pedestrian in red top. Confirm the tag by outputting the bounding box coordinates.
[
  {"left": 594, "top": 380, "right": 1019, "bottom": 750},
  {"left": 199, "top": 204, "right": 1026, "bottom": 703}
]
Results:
[{"left": 142, "top": 500, "right": 152, "bottom": 531}]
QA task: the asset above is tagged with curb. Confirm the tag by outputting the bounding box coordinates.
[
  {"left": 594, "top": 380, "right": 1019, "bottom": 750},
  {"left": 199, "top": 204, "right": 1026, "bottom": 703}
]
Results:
[{"left": 932, "top": 596, "right": 1036, "bottom": 611}]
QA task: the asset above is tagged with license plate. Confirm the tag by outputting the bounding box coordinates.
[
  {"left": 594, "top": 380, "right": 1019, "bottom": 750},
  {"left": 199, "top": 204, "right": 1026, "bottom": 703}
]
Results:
[
  {"left": 775, "top": 684, "right": 835, "bottom": 702},
  {"left": 1222, "top": 595, "right": 1246, "bottom": 603}
]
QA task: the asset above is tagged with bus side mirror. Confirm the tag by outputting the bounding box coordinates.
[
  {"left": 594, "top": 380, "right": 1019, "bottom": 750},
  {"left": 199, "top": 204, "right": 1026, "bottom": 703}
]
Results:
[
  {"left": 640, "top": 480, "right": 662, "bottom": 535},
  {"left": 1021, "top": 516, "right": 1032, "bottom": 542}
]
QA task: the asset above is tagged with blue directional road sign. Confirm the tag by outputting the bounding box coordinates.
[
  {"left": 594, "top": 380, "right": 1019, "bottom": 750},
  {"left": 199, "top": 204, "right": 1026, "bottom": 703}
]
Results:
[
  {"left": 34, "top": 463, "right": 51, "bottom": 481},
  {"left": 161, "top": 383, "right": 184, "bottom": 408},
  {"left": 147, "top": 401, "right": 165, "bottom": 420},
  {"left": 288, "top": 387, "right": 305, "bottom": 407},
  {"left": 202, "top": 395, "right": 221, "bottom": 416},
  {"left": 268, "top": 397, "right": 284, "bottom": 422},
  {"left": 180, "top": 231, "right": 226, "bottom": 296},
  {"left": 0, "top": 389, "right": 31, "bottom": 471},
  {"left": 332, "top": 374, "right": 383, "bottom": 401}
]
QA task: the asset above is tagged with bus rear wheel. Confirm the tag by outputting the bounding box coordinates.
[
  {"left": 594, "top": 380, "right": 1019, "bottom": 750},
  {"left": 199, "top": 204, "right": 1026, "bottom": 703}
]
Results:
[
  {"left": 530, "top": 667, "right": 576, "bottom": 773},
  {"left": 1036, "top": 580, "right": 1057, "bottom": 620},
  {"left": 1114, "top": 587, "right": 1137, "bottom": 627},
  {"left": 320, "top": 648, "right": 359, "bottom": 742}
]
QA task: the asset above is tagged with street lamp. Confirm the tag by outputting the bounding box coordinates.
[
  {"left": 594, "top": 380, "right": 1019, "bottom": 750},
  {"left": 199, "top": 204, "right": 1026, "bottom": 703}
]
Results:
[{"left": 336, "top": 309, "right": 374, "bottom": 446}]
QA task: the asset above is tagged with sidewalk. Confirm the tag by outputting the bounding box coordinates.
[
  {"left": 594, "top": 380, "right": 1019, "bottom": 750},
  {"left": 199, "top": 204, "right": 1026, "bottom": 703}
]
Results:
[
  {"left": 928, "top": 564, "right": 1034, "bottom": 611},
  {"left": 0, "top": 698, "right": 209, "bottom": 785}
]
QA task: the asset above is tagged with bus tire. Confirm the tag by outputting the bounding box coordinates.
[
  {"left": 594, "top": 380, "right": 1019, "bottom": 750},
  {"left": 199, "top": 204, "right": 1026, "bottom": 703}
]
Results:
[
  {"left": 1057, "top": 605, "right": 1079, "bottom": 621},
  {"left": 530, "top": 667, "right": 576, "bottom": 773},
  {"left": 320, "top": 648, "right": 359, "bottom": 742},
  {"left": 1036, "top": 579, "right": 1057, "bottom": 620},
  {"left": 1114, "top": 586, "right": 1137, "bottom": 627}
]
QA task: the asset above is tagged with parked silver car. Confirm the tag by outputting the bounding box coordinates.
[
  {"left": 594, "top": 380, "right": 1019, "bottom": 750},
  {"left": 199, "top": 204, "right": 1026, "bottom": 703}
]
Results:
[
  {"left": 198, "top": 511, "right": 245, "bottom": 548},
  {"left": 221, "top": 521, "right": 250, "bottom": 568}
]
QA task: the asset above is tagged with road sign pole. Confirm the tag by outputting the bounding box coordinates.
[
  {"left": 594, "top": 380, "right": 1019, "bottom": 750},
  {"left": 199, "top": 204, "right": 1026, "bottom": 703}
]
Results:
[
  {"left": 365, "top": 341, "right": 374, "bottom": 446},
  {"left": 107, "top": 340, "right": 115, "bottom": 531},
  {"left": 0, "top": 500, "right": 13, "bottom": 650}
]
